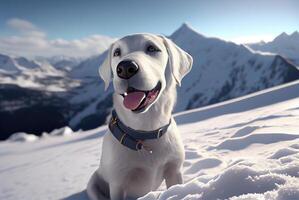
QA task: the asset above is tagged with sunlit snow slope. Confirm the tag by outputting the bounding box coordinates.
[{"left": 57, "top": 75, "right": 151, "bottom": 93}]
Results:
[{"left": 1, "top": 80, "right": 299, "bottom": 200}]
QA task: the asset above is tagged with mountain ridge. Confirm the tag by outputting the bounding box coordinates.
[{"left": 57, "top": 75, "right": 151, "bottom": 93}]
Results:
[
  {"left": 170, "top": 24, "right": 299, "bottom": 111},
  {"left": 248, "top": 31, "right": 299, "bottom": 66}
]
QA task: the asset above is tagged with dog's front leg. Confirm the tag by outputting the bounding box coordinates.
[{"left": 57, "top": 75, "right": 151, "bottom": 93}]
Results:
[
  {"left": 109, "top": 184, "right": 125, "bottom": 200},
  {"left": 165, "top": 171, "right": 183, "bottom": 188},
  {"left": 164, "top": 163, "right": 183, "bottom": 188}
]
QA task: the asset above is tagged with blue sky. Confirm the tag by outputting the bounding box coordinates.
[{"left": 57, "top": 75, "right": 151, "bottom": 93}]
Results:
[
  {"left": 0, "top": 0, "right": 298, "bottom": 57},
  {"left": 1, "top": 0, "right": 299, "bottom": 39}
]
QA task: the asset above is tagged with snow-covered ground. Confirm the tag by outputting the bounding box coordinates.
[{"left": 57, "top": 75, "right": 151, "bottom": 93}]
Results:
[{"left": 1, "top": 80, "right": 299, "bottom": 200}]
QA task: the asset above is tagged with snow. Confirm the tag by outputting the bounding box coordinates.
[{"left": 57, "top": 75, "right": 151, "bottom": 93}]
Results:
[
  {"left": 49, "top": 126, "right": 74, "bottom": 136},
  {"left": 175, "top": 79, "right": 299, "bottom": 124},
  {"left": 6, "top": 127, "right": 75, "bottom": 142},
  {"left": 1, "top": 80, "right": 299, "bottom": 200},
  {"left": 7, "top": 132, "right": 39, "bottom": 142},
  {"left": 141, "top": 166, "right": 299, "bottom": 200}
]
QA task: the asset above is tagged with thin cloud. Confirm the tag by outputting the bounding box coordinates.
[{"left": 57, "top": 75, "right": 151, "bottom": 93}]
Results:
[
  {"left": 7, "top": 18, "right": 38, "bottom": 31},
  {"left": 6, "top": 18, "right": 46, "bottom": 38},
  {"left": 0, "top": 18, "right": 115, "bottom": 58}
]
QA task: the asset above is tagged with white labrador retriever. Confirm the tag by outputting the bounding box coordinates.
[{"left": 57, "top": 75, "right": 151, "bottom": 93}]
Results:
[{"left": 87, "top": 33, "right": 193, "bottom": 200}]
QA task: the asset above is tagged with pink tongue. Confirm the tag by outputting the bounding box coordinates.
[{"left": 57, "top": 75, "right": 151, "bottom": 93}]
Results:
[{"left": 123, "top": 92, "right": 146, "bottom": 110}]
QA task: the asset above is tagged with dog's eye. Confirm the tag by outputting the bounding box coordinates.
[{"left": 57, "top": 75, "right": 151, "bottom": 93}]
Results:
[
  {"left": 113, "top": 48, "right": 121, "bottom": 57},
  {"left": 146, "top": 45, "right": 160, "bottom": 53}
]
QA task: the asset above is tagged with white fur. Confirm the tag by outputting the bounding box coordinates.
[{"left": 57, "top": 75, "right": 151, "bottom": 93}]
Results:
[{"left": 87, "top": 33, "right": 193, "bottom": 200}]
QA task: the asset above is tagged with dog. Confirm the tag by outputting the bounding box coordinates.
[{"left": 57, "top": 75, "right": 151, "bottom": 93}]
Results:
[{"left": 87, "top": 33, "right": 193, "bottom": 200}]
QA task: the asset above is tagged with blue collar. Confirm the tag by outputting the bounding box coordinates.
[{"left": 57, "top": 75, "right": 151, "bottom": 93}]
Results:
[{"left": 108, "top": 110, "right": 171, "bottom": 152}]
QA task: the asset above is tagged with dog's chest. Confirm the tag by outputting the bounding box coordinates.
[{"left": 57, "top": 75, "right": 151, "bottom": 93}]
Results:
[{"left": 101, "top": 125, "right": 184, "bottom": 180}]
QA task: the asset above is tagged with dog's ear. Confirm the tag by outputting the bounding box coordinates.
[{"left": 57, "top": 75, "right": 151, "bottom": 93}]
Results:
[
  {"left": 161, "top": 36, "right": 193, "bottom": 86},
  {"left": 99, "top": 44, "right": 113, "bottom": 90}
]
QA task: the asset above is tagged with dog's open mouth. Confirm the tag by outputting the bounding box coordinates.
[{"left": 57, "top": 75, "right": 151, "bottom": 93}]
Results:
[{"left": 121, "top": 81, "right": 161, "bottom": 112}]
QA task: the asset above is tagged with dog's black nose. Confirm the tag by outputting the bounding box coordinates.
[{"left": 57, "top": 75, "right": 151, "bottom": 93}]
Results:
[{"left": 116, "top": 60, "right": 139, "bottom": 79}]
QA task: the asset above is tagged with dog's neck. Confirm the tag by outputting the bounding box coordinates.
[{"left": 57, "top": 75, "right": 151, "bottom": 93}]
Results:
[{"left": 113, "top": 83, "right": 176, "bottom": 131}]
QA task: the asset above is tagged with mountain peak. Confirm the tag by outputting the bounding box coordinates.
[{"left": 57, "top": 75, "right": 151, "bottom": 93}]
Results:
[
  {"left": 175, "top": 22, "right": 196, "bottom": 34},
  {"left": 272, "top": 32, "right": 289, "bottom": 43},
  {"left": 180, "top": 22, "right": 192, "bottom": 29},
  {"left": 270, "top": 31, "right": 299, "bottom": 44},
  {"left": 171, "top": 23, "right": 205, "bottom": 41},
  {"left": 290, "top": 30, "right": 299, "bottom": 38},
  {"left": 277, "top": 32, "right": 288, "bottom": 38},
  {"left": 273, "top": 31, "right": 299, "bottom": 41}
]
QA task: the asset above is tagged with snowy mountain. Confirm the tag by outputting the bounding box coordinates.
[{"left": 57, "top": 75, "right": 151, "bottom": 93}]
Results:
[
  {"left": 36, "top": 55, "right": 83, "bottom": 71},
  {"left": 70, "top": 53, "right": 107, "bottom": 78},
  {"left": 248, "top": 31, "right": 299, "bottom": 67},
  {"left": 1, "top": 24, "right": 299, "bottom": 140},
  {"left": 0, "top": 53, "right": 108, "bottom": 140},
  {"left": 0, "top": 54, "right": 20, "bottom": 73},
  {"left": 0, "top": 54, "right": 80, "bottom": 91},
  {"left": 15, "top": 57, "right": 40, "bottom": 69},
  {"left": 1, "top": 79, "right": 299, "bottom": 200},
  {"left": 172, "top": 24, "right": 299, "bottom": 112},
  {"left": 0, "top": 54, "right": 41, "bottom": 73}
]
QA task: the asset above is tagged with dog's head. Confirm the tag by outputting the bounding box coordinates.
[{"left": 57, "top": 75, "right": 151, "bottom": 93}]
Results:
[{"left": 99, "top": 33, "right": 192, "bottom": 113}]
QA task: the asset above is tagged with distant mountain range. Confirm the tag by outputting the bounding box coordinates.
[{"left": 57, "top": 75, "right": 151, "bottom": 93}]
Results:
[
  {"left": 247, "top": 31, "right": 299, "bottom": 67},
  {"left": 0, "top": 54, "right": 109, "bottom": 139},
  {"left": 0, "top": 24, "right": 299, "bottom": 140}
]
